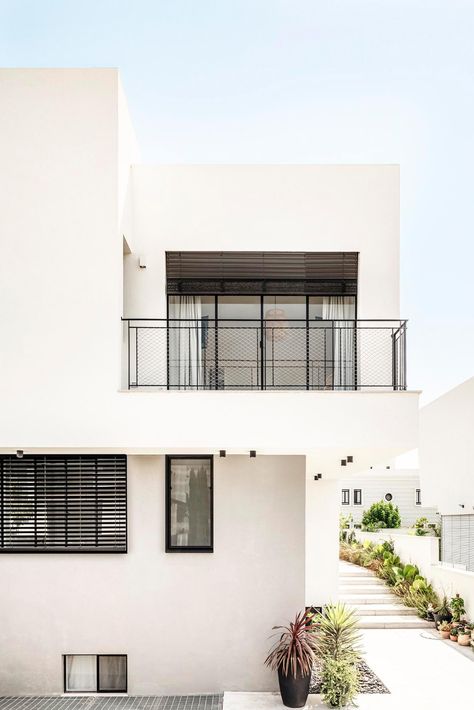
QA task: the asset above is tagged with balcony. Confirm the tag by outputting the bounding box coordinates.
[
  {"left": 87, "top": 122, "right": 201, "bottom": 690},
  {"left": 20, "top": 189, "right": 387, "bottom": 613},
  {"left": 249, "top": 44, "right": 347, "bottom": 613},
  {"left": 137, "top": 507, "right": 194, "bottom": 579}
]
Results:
[{"left": 123, "top": 319, "right": 407, "bottom": 391}]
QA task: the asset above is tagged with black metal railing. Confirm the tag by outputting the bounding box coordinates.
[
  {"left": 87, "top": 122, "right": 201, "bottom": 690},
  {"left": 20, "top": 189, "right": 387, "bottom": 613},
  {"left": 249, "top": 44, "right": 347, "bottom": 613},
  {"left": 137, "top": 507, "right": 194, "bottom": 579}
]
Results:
[{"left": 122, "top": 319, "right": 407, "bottom": 391}]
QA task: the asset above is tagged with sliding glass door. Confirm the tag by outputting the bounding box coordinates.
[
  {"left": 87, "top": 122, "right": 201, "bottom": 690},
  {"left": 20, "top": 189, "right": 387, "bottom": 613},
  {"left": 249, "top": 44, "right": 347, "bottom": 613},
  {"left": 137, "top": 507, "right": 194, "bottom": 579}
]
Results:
[{"left": 167, "top": 294, "right": 356, "bottom": 389}]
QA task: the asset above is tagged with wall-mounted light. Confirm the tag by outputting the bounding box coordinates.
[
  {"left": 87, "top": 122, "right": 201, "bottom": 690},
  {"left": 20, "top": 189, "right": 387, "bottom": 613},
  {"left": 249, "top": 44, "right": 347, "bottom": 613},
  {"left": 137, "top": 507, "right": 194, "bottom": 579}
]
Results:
[
  {"left": 250, "top": 450, "right": 256, "bottom": 458},
  {"left": 139, "top": 255, "right": 147, "bottom": 269},
  {"left": 16, "top": 450, "right": 24, "bottom": 459},
  {"left": 341, "top": 459, "right": 347, "bottom": 467},
  {"left": 313, "top": 474, "right": 323, "bottom": 481},
  {"left": 347, "top": 456, "right": 353, "bottom": 464},
  {"left": 219, "top": 450, "right": 226, "bottom": 458},
  {"left": 459, "top": 504, "right": 465, "bottom": 509}
]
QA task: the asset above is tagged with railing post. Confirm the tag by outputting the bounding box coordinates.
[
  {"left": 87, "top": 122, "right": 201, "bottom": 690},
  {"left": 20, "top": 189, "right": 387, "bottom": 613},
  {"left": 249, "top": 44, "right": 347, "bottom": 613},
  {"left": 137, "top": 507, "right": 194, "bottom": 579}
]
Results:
[
  {"left": 306, "top": 315, "right": 310, "bottom": 391},
  {"left": 391, "top": 328, "right": 396, "bottom": 391},
  {"left": 135, "top": 327, "right": 138, "bottom": 388},
  {"left": 215, "top": 317, "right": 219, "bottom": 390},
  {"left": 353, "top": 320, "right": 358, "bottom": 391},
  {"left": 127, "top": 320, "right": 131, "bottom": 390}
]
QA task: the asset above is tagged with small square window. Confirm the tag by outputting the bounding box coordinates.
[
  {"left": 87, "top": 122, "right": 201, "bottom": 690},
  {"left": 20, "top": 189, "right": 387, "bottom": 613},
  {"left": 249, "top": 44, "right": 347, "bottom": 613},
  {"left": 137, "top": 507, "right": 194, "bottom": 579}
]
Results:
[
  {"left": 64, "top": 655, "right": 127, "bottom": 693},
  {"left": 353, "top": 489, "right": 362, "bottom": 506},
  {"left": 341, "top": 489, "right": 350, "bottom": 505}
]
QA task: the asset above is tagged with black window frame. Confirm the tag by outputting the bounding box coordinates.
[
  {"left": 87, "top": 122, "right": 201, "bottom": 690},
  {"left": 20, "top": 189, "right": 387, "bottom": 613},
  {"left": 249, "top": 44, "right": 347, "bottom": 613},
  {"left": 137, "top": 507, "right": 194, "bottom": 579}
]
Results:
[
  {"left": 0, "top": 455, "right": 127, "bottom": 553},
  {"left": 165, "top": 455, "right": 214, "bottom": 553},
  {"left": 415, "top": 489, "right": 422, "bottom": 505},
  {"left": 63, "top": 654, "right": 127, "bottom": 694},
  {"left": 341, "top": 489, "right": 350, "bottom": 505},
  {"left": 353, "top": 489, "right": 362, "bottom": 506}
]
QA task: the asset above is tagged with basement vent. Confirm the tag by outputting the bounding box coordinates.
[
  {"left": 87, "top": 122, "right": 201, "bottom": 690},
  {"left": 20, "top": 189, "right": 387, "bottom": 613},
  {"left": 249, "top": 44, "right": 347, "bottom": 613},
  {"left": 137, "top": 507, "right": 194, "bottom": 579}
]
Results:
[
  {"left": 0, "top": 455, "right": 127, "bottom": 552},
  {"left": 441, "top": 514, "right": 474, "bottom": 572}
]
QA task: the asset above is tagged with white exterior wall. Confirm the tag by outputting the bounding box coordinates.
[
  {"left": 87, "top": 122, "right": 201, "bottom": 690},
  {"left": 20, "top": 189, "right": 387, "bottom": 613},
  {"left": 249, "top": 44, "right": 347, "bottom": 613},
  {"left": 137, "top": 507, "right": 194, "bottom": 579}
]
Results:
[
  {"left": 420, "top": 377, "right": 474, "bottom": 514},
  {"left": 0, "top": 69, "right": 419, "bottom": 695},
  {"left": 125, "top": 164, "right": 400, "bottom": 321},
  {"left": 0, "top": 455, "right": 305, "bottom": 695},
  {"left": 356, "top": 530, "right": 474, "bottom": 618},
  {"left": 340, "top": 472, "right": 438, "bottom": 526}
]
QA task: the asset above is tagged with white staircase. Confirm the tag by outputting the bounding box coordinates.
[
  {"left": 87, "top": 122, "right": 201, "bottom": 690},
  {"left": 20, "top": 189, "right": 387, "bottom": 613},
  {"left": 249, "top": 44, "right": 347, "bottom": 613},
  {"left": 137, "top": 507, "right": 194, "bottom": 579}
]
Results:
[{"left": 338, "top": 560, "right": 435, "bottom": 629}]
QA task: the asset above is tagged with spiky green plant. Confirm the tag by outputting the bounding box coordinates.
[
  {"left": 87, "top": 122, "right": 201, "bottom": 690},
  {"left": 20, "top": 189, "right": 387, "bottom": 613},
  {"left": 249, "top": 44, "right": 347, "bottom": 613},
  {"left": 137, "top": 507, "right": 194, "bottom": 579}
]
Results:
[
  {"left": 314, "top": 603, "right": 362, "bottom": 663},
  {"left": 265, "top": 611, "right": 317, "bottom": 678},
  {"left": 320, "top": 657, "right": 359, "bottom": 708}
]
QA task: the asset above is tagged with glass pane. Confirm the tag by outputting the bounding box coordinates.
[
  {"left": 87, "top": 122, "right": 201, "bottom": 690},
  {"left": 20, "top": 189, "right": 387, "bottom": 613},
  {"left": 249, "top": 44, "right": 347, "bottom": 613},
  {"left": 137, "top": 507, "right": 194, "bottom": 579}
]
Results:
[
  {"left": 217, "top": 296, "right": 260, "bottom": 321},
  {"left": 169, "top": 458, "right": 212, "bottom": 548},
  {"left": 308, "top": 296, "right": 355, "bottom": 321},
  {"left": 263, "top": 297, "right": 306, "bottom": 389},
  {"left": 168, "top": 296, "right": 215, "bottom": 390},
  {"left": 65, "top": 655, "right": 97, "bottom": 692},
  {"left": 98, "top": 655, "right": 127, "bottom": 692},
  {"left": 168, "top": 295, "right": 215, "bottom": 321},
  {"left": 217, "top": 297, "right": 261, "bottom": 389}
]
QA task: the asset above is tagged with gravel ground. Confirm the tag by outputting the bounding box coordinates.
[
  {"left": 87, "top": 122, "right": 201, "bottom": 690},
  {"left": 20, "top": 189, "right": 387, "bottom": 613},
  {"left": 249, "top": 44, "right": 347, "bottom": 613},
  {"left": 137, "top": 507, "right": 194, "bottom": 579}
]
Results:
[{"left": 310, "top": 660, "right": 390, "bottom": 694}]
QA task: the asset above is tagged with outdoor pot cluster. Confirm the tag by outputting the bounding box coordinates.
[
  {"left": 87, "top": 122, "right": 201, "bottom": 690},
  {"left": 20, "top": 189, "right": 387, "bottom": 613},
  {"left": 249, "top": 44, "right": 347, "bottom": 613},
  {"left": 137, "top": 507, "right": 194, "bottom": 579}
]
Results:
[{"left": 265, "top": 605, "right": 362, "bottom": 709}]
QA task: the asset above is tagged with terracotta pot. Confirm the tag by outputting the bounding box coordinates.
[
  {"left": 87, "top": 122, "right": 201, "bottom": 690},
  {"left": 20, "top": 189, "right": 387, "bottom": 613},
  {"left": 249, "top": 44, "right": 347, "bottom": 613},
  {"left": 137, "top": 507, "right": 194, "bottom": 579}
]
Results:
[
  {"left": 458, "top": 634, "right": 470, "bottom": 647},
  {"left": 450, "top": 635, "right": 458, "bottom": 642},
  {"left": 440, "top": 631, "right": 450, "bottom": 639}
]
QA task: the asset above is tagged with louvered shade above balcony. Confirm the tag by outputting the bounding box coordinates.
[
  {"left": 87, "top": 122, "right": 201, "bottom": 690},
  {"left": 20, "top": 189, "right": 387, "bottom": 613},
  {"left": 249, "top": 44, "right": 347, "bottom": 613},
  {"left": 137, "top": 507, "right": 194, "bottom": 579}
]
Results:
[{"left": 166, "top": 251, "right": 358, "bottom": 294}]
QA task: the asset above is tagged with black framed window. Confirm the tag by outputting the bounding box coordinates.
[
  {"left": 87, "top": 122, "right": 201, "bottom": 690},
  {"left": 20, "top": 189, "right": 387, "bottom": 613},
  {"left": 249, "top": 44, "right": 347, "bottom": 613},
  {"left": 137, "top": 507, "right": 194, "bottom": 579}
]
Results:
[
  {"left": 0, "top": 455, "right": 127, "bottom": 552},
  {"left": 353, "top": 489, "right": 362, "bottom": 506},
  {"left": 166, "top": 456, "right": 213, "bottom": 552},
  {"left": 341, "top": 489, "right": 350, "bottom": 505},
  {"left": 64, "top": 654, "right": 127, "bottom": 693},
  {"left": 415, "top": 489, "right": 422, "bottom": 505}
]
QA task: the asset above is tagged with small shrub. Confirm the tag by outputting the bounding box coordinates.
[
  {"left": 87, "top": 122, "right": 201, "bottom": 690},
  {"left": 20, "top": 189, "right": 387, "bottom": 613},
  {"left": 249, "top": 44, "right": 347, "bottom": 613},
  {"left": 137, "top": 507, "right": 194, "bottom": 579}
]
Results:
[
  {"left": 320, "top": 658, "right": 359, "bottom": 708},
  {"left": 361, "top": 500, "right": 401, "bottom": 530}
]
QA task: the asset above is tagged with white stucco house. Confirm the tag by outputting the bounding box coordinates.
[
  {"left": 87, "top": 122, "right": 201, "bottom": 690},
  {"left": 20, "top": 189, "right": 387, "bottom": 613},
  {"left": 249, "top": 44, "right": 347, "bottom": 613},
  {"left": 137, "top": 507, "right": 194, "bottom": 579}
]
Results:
[
  {"left": 0, "top": 68, "right": 419, "bottom": 696},
  {"left": 420, "top": 378, "right": 474, "bottom": 579},
  {"left": 339, "top": 467, "right": 438, "bottom": 528}
]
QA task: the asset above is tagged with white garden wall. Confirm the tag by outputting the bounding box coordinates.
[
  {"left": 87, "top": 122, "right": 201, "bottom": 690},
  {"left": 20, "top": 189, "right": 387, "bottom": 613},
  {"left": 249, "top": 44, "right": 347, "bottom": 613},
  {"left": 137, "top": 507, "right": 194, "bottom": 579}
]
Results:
[{"left": 355, "top": 530, "right": 474, "bottom": 617}]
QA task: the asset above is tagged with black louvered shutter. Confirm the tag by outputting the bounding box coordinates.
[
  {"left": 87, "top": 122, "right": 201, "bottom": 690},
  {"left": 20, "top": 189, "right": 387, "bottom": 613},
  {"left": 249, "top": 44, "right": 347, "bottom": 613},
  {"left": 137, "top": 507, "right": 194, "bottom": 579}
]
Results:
[{"left": 0, "top": 455, "right": 127, "bottom": 552}]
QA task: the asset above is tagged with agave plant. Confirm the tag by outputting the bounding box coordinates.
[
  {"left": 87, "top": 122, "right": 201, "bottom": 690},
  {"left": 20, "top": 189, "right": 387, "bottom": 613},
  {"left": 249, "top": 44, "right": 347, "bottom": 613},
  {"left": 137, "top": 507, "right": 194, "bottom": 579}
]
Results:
[
  {"left": 265, "top": 611, "right": 318, "bottom": 678},
  {"left": 314, "top": 603, "right": 362, "bottom": 663}
]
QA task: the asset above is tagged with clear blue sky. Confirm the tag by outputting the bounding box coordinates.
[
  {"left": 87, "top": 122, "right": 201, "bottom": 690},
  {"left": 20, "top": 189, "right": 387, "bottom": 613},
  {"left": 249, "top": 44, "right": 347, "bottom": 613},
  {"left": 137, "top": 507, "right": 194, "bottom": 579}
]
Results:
[{"left": 1, "top": 0, "right": 473, "bottom": 403}]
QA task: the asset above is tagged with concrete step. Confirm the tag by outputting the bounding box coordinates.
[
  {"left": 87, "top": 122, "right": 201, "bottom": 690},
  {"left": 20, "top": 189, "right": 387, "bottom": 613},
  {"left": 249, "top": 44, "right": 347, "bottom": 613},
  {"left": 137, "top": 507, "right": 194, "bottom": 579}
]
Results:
[
  {"left": 339, "top": 584, "right": 389, "bottom": 594},
  {"left": 356, "top": 615, "right": 435, "bottom": 629},
  {"left": 338, "top": 566, "right": 374, "bottom": 578},
  {"left": 349, "top": 604, "right": 418, "bottom": 616},
  {"left": 339, "top": 576, "right": 385, "bottom": 586},
  {"left": 339, "top": 593, "right": 400, "bottom": 605}
]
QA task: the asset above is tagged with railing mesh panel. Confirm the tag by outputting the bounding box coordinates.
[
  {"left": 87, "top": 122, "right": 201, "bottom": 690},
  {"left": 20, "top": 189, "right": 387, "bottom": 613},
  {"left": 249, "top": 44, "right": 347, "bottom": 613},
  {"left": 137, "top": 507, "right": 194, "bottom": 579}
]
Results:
[{"left": 125, "top": 319, "right": 406, "bottom": 391}]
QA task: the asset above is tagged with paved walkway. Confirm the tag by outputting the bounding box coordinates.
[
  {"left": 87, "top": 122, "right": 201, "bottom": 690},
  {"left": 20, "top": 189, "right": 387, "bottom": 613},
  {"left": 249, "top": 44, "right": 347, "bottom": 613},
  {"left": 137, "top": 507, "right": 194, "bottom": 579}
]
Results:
[
  {"left": 0, "top": 696, "right": 223, "bottom": 710},
  {"left": 225, "top": 628, "right": 474, "bottom": 710},
  {"left": 339, "top": 560, "right": 434, "bottom": 628}
]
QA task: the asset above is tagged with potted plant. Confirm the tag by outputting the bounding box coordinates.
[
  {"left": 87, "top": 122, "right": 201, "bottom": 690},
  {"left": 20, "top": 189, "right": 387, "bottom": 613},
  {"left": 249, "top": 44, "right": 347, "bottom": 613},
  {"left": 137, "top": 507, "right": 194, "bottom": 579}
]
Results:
[
  {"left": 438, "top": 621, "right": 451, "bottom": 639},
  {"left": 450, "top": 594, "right": 466, "bottom": 626},
  {"left": 458, "top": 626, "right": 471, "bottom": 647},
  {"left": 265, "top": 611, "right": 317, "bottom": 708},
  {"left": 449, "top": 627, "right": 459, "bottom": 642},
  {"left": 433, "top": 596, "right": 452, "bottom": 626}
]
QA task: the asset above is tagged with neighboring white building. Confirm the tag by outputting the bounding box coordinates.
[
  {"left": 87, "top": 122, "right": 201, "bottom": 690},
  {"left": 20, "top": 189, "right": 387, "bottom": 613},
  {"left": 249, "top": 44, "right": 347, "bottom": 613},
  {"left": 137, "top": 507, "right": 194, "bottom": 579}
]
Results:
[
  {"left": 420, "top": 377, "right": 474, "bottom": 572},
  {"left": 0, "top": 69, "right": 419, "bottom": 695},
  {"left": 340, "top": 468, "right": 438, "bottom": 527}
]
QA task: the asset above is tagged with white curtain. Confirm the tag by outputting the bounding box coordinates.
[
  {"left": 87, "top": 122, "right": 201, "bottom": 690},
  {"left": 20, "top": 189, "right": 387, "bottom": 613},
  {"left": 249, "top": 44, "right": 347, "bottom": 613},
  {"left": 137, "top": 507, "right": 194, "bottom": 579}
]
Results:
[
  {"left": 169, "top": 296, "right": 202, "bottom": 389},
  {"left": 323, "top": 297, "right": 355, "bottom": 389},
  {"left": 65, "top": 655, "right": 97, "bottom": 692}
]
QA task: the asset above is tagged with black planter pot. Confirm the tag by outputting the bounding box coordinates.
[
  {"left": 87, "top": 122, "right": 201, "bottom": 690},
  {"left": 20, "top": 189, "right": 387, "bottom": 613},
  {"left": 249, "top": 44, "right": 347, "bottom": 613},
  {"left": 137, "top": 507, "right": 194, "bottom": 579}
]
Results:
[
  {"left": 434, "top": 611, "right": 452, "bottom": 627},
  {"left": 277, "top": 669, "right": 311, "bottom": 708}
]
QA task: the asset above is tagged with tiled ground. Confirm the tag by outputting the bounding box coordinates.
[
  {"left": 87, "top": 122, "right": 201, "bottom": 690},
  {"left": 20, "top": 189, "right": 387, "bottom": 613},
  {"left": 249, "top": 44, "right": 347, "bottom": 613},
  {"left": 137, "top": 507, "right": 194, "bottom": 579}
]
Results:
[{"left": 0, "top": 696, "right": 223, "bottom": 710}]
